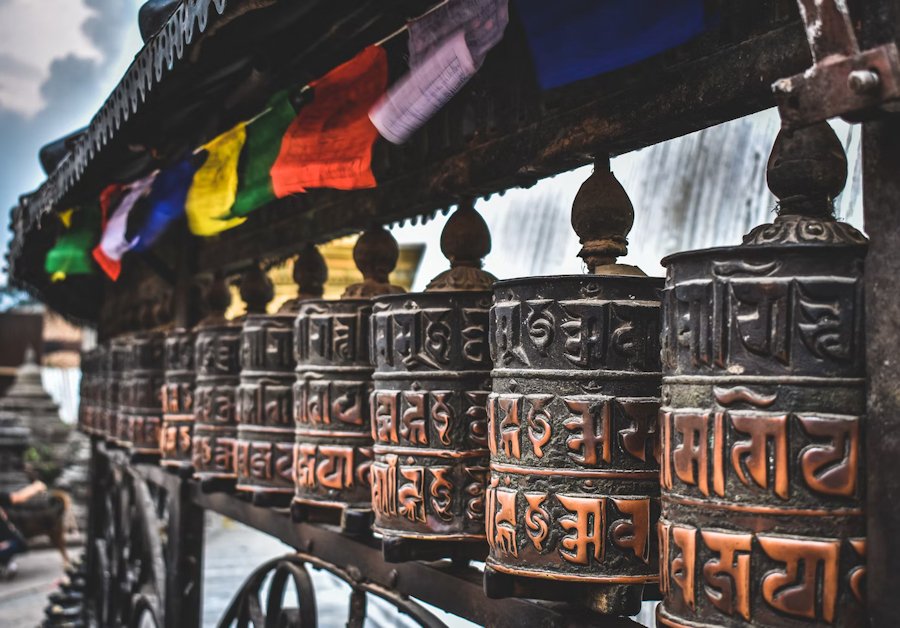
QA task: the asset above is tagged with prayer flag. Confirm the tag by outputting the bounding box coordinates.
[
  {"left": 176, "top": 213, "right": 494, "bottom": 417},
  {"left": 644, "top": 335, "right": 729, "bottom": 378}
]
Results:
[
  {"left": 271, "top": 46, "right": 387, "bottom": 196},
  {"left": 44, "top": 204, "right": 100, "bottom": 281},
  {"left": 515, "top": 0, "right": 709, "bottom": 89},
  {"left": 93, "top": 173, "right": 157, "bottom": 280},
  {"left": 185, "top": 123, "right": 248, "bottom": 236},
  {"left": 133, "top": 156, "right": 200, "bottom": 250},
  {"left": 408, "top": 0, "right": 508, "bottom": 67},
  {"left": 230, "top": 90, "right": 298, "bottom": 217},
  {"left": 370, "top": 0, "right": 508, "bottom": 144}
]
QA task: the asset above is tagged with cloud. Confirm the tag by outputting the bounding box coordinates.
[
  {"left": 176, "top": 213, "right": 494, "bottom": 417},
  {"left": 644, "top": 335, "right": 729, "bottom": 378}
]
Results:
[{"left": 0, "top": 1, "right": 143, "bottom": 277}]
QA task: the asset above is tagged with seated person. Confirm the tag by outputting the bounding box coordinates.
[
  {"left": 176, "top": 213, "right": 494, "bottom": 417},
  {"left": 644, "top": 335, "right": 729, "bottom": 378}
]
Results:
[{"left": 0, "top": 480, "right": 47, "bottom": 579}]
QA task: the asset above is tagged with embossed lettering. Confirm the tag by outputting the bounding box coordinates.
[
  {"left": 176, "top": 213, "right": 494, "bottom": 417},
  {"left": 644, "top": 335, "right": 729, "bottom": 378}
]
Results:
[
  {"left": 431, "top": 391, "right": 454, "bottom": 447},
  {"left": 730, "top": 412, "right": 789, "bottom": 499},
  {"left": 525, "top": 394, "right": 552, "bottom": 458},
  {"left": 610, "top": 498, "right": 651, "bottom": 564},
  {"left": 701, "top": 529, "right": 751, "bottom": 620},
  {"left": 759, "top": 535, "right": 839, "bottom": 622},
  {"left": 563, "top": 397, "right": 611, "bottom": 465},
  {"left": 557, "top": 494, "right": 605, "bottom": 565},
  {"left": 673, "top": 412, "right": 709, "bottom": 496},
  {"left": 401, "top": 391, "right": 427, "bottom": 444},
  {"left": 429, "top": 467, "right": 453, "bottom": 522},
  {"left": 671, "top": 525, "right": 697, "bottom": 610},
  {"left": 524, "top": 492, "right": 549, "bottom": 551},
  {"left": 798, "top": 415, "right": 859, "bottom": 497}
]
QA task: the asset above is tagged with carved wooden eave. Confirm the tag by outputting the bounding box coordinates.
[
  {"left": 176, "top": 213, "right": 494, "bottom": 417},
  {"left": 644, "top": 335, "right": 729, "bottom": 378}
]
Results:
[{"left": 7, "top": 0, "right": 843, "bottom": 327}]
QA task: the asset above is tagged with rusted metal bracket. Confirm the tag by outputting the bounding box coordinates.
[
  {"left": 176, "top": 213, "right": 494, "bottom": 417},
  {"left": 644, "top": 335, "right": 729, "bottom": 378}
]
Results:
[{"left": 774, "top": 0, "right": 900, "bottom": 128}]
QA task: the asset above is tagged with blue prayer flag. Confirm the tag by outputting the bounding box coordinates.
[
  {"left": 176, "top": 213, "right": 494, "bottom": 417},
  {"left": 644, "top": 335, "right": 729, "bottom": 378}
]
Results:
[
  {"left": 515, "top": 0, "right": 711, "bottom": 89},
  {"left": 133, "top": 156, "right": 201, "bottom": 251}
]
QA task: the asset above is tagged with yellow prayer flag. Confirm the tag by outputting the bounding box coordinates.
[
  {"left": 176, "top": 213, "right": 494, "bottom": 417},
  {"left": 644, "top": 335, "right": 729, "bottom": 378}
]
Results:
[
  {"left": 58, "top": 208, "right": 74, "bottom": 228},
  {"left": 185, "top": 123, "right": 249, "bottom": 236}
]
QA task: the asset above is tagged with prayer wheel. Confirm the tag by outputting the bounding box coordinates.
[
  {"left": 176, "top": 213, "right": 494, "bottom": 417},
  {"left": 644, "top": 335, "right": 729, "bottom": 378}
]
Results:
[
  {"left": 77, "top": 348, "right": 100, "bottom": 435},
  {"left": 483, "top": 163, "right": 662, "bottom": 613},
  {"left": 292, "top": 229, "right": 403, "bottom": 531},
  {"left": 236, "top": 247, "right": 326, "bottom": 506},
  {"left": 370, "top": 204, "right": 494, "bottom": 562},
  {"left": 192, "top": 273, "right": 246, "bottom": 491},
  {"left": 121, "top": 329, "right": 166, "bottom": 457},
  {"left": 657, "top": 123, "right": 867, "bottom": 627},
  {"left": 106, "top": 337, "right": 128, "bottom": 444},
  {"left": 160, "top": 328, "right": 196, "bottom": 472}
]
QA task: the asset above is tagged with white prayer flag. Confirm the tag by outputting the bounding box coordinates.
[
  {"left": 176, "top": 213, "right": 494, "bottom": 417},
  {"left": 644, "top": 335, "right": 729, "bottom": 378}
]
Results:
[
  {"left": 370, "top": 0, "right": 508, "bottom": 145},
  {"left": 93, "top": 172, "right": 156, "bottom": 279}
]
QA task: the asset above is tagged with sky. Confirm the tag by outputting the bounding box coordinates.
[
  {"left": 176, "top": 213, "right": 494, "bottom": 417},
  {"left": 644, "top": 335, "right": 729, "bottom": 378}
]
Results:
[{"left": 0, "top": 0, "right": 144, "bottom": 274}]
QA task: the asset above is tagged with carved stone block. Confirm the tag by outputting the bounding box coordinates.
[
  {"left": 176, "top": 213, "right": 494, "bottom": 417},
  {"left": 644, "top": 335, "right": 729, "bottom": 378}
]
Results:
[
  {"left": 658, "top": 245, "right": 867, "bottom": 628},
  {"left": 487, "top": 276, "right": 662, "bottom": 602},
  {"left": 370, "top": 292, "right": 492, "bottom": 544}
]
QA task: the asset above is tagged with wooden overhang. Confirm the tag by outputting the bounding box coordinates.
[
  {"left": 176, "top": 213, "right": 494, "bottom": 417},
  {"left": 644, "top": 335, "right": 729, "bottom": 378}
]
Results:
[{"left": 9, "top": 0, "right": 872, "bottom": 326}]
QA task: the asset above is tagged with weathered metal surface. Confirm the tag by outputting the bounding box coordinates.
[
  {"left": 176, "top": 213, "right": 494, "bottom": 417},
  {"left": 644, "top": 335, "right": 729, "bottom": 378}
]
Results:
[
  {"left": 235, "top": 313, "right": 296, "bottom": 503},
  {"left": 105, "top": 337, "right": 128, "bottom": 444},
  {"left": 119, "top": 331, "right": 165, "bottom": 456},
  {"left": 78, "top": 348, "right": 102, "bottom": 436},
  {"left": 370, "top": 291, "right": 493, "bottom": 544},
  {"left": 192, "top": 322, "right": 242, "bottom": 487},
  {"left": 485, "top": 275, "right": 662, "bottom": 604},
  {"left": 160, "top": 328, "right": 196, "bottom": 471},
  {"left": 861, "top": 115, "right": 900, "bottom": 626},
  {"left": 86, "top": 441, "right": 204, "bottom": 627},
  {"left": 657, "top": 124, "right": 868, "bottom": 627},
  {"left": 369, "top": 206, "right": 493, "bottom": 557},
  {"left": 292, "top": 298, "right": 375, "bottom": 516},
  {"left": 774, "top": 0, "right": 900, "bottom": 127}
]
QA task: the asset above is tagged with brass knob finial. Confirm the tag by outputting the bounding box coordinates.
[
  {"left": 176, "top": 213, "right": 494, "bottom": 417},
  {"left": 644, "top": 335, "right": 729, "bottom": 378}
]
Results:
[
  {"left": 572, "top": 158, "right": 645, "bottom": 276},
  {"left": 279, "top": 244, "right": 328, "bottom": 313},
  {"left": 239, "top": 261, "right": 274, "bottom": 314},
  {"left": 342, "top": 227, "right": 405, "bottom": 298},
  {"left": 201, "top": 271, "right": 232, "bottom": 325},
  {"left": 426, "top": 201, "right": 498, "bottom": 291},
  {"left": 743, "top": 121, "right": 866, "bottom": 246}
]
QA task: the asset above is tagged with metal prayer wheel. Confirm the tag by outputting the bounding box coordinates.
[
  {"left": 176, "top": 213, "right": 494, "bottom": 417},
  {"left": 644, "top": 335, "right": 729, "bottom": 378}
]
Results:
[
  {"left": 160, "top": 328, "right": 196, "bottom": 472},
  {"left": 484, "top": 163, "right": 662, "bottom": 612},
  {"left": 78, "top": 348, "right": 101, "bottom": 435},
  {"left": 236, "top": 248, "right": 326, "bottom": 506},
  {"left": 192, "top": 274, "right": 246, "bottom": 491},
  {"left": 106, "top": 337, "right": 128, "bottom": 444},
  {"left": 292, "top": 229, "right": 403, "bottom": 531},
  {"left": 119, "top": 330, "right": 165, "bottom": 457},
  {"left": 657, "top": 123, "right": 867, "bottom": 628},
  {"left": 370, "top": 204, "right": 494, "bottom": 562}
]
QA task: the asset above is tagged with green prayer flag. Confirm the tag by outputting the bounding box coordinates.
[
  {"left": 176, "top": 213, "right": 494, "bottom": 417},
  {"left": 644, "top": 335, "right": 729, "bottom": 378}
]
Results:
[
  {"left": 45, "top": 203, "right": 100, "bottom": 280},
  {"left": 230, "top": 90, "right": 298, "bottom": 217}
]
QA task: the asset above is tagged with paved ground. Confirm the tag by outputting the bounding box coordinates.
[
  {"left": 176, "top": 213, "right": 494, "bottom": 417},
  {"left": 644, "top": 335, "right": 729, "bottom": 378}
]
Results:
[{"left": 0, "top": 546, "right": 68, "bottom": 627}]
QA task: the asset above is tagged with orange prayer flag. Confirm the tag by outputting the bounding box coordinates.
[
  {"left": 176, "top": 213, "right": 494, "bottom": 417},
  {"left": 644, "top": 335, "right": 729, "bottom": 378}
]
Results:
[{"left": 271, "top": 46, "right": 387, "bottom": 196}]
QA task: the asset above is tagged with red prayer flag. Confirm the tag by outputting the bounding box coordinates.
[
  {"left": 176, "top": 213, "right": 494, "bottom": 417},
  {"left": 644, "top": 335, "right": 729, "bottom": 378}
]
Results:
[{"left": 271, "top": 46, "right": 387, "bottom": 196}]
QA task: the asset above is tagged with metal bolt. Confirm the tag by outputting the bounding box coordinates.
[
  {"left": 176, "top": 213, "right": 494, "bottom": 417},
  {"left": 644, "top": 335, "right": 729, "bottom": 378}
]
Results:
[{"left": 849, "top": 70, "right": 880, "bottom": 94}]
